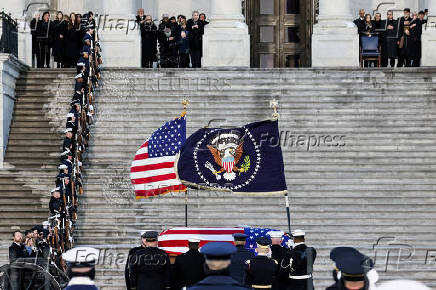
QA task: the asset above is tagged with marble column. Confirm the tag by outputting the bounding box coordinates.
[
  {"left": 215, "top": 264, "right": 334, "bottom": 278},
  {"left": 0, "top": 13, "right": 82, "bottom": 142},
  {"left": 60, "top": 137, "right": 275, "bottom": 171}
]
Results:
[
  {"left": 312, "top": 0, "right": 359, "bottom": 67},
  {"left": 97, "top": 0, "right": 140, "bottom": 67},
  {"left": 421, "top": 1, "right": 436, "bottom": 65},
  {"left": 202, "top": 0, "right": 250, "bottom": 67}
]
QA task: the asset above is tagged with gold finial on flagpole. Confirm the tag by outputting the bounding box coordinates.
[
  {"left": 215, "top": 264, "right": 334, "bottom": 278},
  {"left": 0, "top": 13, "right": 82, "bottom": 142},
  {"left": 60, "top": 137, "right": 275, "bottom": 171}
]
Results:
[
  {"left": 182, "top": 99, "right": 189, "bottom": 113},
  {"left": 270, "top": 99, "right": 279, "bottom": 120}
]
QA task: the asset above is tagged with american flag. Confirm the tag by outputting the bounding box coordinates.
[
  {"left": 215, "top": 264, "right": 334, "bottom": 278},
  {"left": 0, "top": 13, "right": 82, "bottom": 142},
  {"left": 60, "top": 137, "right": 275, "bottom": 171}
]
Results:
[
  {"left": 131, "top": 114, "right": 187, "bottom": 199},
  {"left": 158, "top": 227, "right": 290, "bottom": 255}
]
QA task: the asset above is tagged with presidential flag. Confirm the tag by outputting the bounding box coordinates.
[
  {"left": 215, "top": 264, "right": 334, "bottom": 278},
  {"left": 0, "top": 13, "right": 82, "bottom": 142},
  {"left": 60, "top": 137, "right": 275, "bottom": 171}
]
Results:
[
  {"left": 158, "top": 227, "right": 290, "bottom": 255},
  {"left": 130, "top": 114, "right": 187, "bottom": 199},
  {"left": 176, "top": 120, "right": 287, "bottom": 194}
]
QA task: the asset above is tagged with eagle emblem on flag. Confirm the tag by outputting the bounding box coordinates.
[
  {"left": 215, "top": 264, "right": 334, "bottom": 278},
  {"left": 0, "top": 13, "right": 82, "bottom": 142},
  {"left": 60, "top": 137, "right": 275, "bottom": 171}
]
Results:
[{"left": 205, "top": 132, "right": 250, "bottom": 181}]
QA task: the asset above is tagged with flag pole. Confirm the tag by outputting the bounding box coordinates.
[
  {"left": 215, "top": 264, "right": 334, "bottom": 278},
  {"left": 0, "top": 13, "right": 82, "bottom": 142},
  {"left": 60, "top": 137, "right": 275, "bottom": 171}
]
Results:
[
  {"left": 270, "top": 99, "right": 291, "bottom": 234},
  {"left": 182, "top": 99, "right": 189, "bottom": 227}
]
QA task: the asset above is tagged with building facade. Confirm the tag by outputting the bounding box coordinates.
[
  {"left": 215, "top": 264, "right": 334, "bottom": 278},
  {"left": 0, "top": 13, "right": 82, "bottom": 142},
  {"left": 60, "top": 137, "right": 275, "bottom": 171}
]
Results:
[{"left": 1, "top": 0, "right": 433, "bottom": 67}]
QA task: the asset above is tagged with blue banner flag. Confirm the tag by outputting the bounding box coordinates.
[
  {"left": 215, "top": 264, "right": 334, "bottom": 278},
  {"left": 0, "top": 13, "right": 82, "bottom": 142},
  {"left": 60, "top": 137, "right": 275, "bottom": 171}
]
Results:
[{"left": 177, "top": 120, "right": 287, "bottom": 194}]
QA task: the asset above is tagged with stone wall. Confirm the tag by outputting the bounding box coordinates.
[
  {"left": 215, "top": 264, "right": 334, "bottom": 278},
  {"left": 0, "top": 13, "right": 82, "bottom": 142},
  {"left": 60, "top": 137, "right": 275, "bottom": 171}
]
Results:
[{"left": 0, "top": 54, "right": 28, "bottom": 166}]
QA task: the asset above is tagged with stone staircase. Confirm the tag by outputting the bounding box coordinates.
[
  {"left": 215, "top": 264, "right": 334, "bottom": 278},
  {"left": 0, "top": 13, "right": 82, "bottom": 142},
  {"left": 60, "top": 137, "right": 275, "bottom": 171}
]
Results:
[
  {"left": 74, "top": 68, "right": 436, "bottom": 289},
  {"left": 0, "top": 68, "right": 76, "bottom": 264},
  {"left": 1, "top": 68, "right": 436, "bottom": 289}
]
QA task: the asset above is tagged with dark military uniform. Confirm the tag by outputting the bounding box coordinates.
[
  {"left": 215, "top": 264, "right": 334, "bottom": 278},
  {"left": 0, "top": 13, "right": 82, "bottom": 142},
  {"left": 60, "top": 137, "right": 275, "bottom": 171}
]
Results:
[
  {"left": 244, "top": 255, "right": 278, "bottom": 289},
  {"left": 188, "top": 276, "right": 248, "bottom": 290},
  {"left": 270, "top": 244, "right": 288, "bottom": 290},
  {"left": 230, "top": 245, "right": 255, "bottom": 284},
  {"left": 174, "top": 248, "right": 205, "bottom": 288},
  {"left": 280, "top": 243, "right": 316, "bottom": 290},
  {"left": 128, "top": 231, "right": 171, "bottom": 290},
  {"left": 125, "top": 246, "right": 143, "bottom": 290}
]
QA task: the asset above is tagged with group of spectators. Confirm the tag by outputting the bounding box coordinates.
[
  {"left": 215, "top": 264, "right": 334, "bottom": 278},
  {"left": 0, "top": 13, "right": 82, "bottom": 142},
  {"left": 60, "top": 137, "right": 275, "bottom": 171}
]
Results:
[
  {"left": 355, "top": 8, "right": 429, "bottom": 67},
  {"left": 30, "top": 10, "right": 96, "bottom": 68},
  {"left": 136, "top": 9, "right": 209, "bottom": 68}
]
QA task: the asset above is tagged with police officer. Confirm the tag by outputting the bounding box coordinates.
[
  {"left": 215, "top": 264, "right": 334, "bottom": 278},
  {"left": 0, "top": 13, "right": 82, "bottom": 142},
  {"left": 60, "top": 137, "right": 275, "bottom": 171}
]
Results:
[
  {"left": 174, "top": 238, "right": 205, "bottom": 288},
  {"left": 244, "top": 236, "right": 278, "bottom": 289},
  {"left": 326, "top": 247, "right": 376, "bottom": 290},
  {"left": 230, "top": 233, "right": 254, "bottom": 284},
  {"left": 188, "top": 242, "right": 247, "bottom": 290},
  {"left": 125, "top": 232, "right": 148, "bottom": 290},
  {"left": 63, "top": 247, "right": 99, "bottom": 289},
  {"left": 279, "top": 229, "right": 316, "bottom": 290},
  {"left": 128, "top": 231, "right": 171, "bottom": 290},
  {"left": 268, "top": 231, "right": 288, "bottom": 290}
]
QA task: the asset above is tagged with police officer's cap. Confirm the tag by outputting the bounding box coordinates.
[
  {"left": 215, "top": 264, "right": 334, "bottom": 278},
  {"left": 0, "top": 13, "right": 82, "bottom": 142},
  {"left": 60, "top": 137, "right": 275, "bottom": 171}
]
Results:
[
  {"left": 267, "top": 231, "right": 284, "bottom": 238},
  {"left": 63, "top": 247, "right": 99, "bottom": 267},
  {"left": 74, "top": 73, "right": 84, "bottom": 80},
  {"left": 64, "top": 128, "right": 73, "bottom": 133},
  {"left": 188, "top": 238, "right": 200, "bottom": 243},
  {"left": 200, "top": 242, "right": 236, "bottom": 260},
  {"left": 291, "top": 229, "right": 305, "bottom": 237},
  {"left": 256, "top": 236, "right": 272, "bottom": 248},
  {"left": 141, "top": 231, "right": 159, "bottom": 242},
  {"left": 330, "top": 247, "right": 373, "bottom": 281},
  {"left": 232, "top": 233, "right": 247, "bottom": 241},
  {"left": 71, "top": 99, "right": 81, "bottom": 106}
]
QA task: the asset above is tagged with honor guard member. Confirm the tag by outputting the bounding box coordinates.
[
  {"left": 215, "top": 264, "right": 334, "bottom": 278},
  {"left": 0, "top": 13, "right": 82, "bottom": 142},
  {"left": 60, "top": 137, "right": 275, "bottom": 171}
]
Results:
[
  {"left": 188, "top": 242, "right": 247, "bottom": 290},
  {"left": 268, "top": 231, "right": 288, "bottom": 290},
  {"left": 279, "top": 229, "right": 316, "bottom": 290},
  {"left": 63, "top": 128, "right": 74, "bottom": 152},
  {"left": 59, "top": 163, "right": 69, "bottom": 175},
  {"left": 125, "top": 232, "right": 148, "bottom": 290},
  {"left": 326, "top": 247, "right": 377, "bottom": 290},
  {"left": 62, "top": 150, "right": 74, "bottom": 174},
  {"left": 244, "top": 236, "right": 278, "bottom": 289},
  {"left": 128, "top": 230, "right": 171, "bottom": 290},
  {"left": 230, "top": 233, "right": 254, "bottom": 284},
  {"left": 174, "top": 238, "right": 205, "bottom": 288},
  {"left": 49, "top": 187, "right": 63, "bottom": 214},
  {"left": 63, "top": 247, "right": 99, "bottom": 290}
]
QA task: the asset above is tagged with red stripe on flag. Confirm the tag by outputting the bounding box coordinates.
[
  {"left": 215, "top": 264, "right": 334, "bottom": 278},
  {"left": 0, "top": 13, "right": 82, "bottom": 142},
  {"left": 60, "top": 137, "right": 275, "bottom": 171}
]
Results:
[
  {"left": 134, "top": 153, "right": 149, "bottom": 160},
  {"left": 161, "top": 229, "right": 245, "bottom": 235},
  {"left": 140, "top": 141, "right": 149, "bottom": 149},
  {"left": 130, "top": 162, "right": 174, "bottom": 173},
  {"left": 135, "top": 184, "right": 186, "bottom": 198},
  {"left": 132, "top": 173, "right": 177, "bottom": 185}
]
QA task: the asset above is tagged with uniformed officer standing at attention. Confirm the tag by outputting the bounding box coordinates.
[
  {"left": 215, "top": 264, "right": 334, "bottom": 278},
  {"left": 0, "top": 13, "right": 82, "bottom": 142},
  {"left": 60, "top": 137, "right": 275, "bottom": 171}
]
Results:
[
  {"left": 230, "top": 233, "right": 254, "bottom": 284},
  {"left": 268, "top": 231, "right": 288, "bottom": 290},
  {"left": 62, "top": 246, "right": 99, "bottom": 290},
  {"left": 125, "top": 232, "right": 148, "bottom": 290},
  {"left": 244, "top": 236, "right": 278, "bottom": 289},
  {"left": 174, "top": 238, "right": 205, "bottom": 289},
  {"left": 326, "top": 247, "right": 377, "bottom": 290},
  {"left": 188, "top": 242, "right": 247, "bottom": 290},
  {"left": 128, "top": 231, "right": 171, "bottom": 290},
  {"left": 279, "top": 229, "right": 316, "bottom": 290}
]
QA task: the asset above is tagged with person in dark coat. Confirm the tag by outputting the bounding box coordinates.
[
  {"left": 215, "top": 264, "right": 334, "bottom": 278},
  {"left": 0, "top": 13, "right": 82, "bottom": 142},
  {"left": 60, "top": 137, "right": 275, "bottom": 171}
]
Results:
[
  {"left": 36, "top": 11, "right": 52, "bottom": 68},
  {"left": 186, "top": 11, "right": 205, "bottom": 68},
  {"left": 325, "top": 247, "right": 375, "bottom": 290},
  {"left": 405, "top": 13, "right": 422, "bottom": 67},
  {"left": 65, "top": 14, "right": 81, "bottom": 67},
  {"left": 52, "top": 11, "right": 67, "bottom": 68},
  {"left": 229, "top": 233, "right": 254, "bottom": 284},
  {"left": 174, "top": 239, "right": 205, "bottom": 288},
  {"left": 398, "top": 8, "right": 412, "bottom": 67},
  {"left": 125, "top": 233, "right": 147, "bottom": 290},
  {"left": 137, "top": 13, "right": 158, "bottom": 68},
  {"left": 244, "top": 237, "right": 278, "bottom": 289},
  {"left": 354, "top": 9, "right": 365, "bottom": 36},
  {"left": 381, "top": 10, "right": 399, "bottom": 67},
  {"left": 30, "top": 12, "right": 40, "bottom": 68},
  {"left": 9, "top": 231, "right": 25, "bottom": 263},
  {"left": 279, "top": 229, "right": 316, "bottom": 290},
  {"left": 188, "top": 242, "right": 247, "bottom": 290},
  {"left": 128, "top": 231, "right": 171, "bottom": 290},
  {"left": 177, "top": 28, "right": 190, "bottom": 68}
]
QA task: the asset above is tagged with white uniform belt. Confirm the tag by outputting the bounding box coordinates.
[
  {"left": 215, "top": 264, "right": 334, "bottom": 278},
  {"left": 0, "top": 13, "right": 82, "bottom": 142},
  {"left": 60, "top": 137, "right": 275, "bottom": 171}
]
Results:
[{"left": 289, "top": 274, "right": 312, "bottom": 279}]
